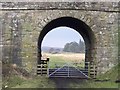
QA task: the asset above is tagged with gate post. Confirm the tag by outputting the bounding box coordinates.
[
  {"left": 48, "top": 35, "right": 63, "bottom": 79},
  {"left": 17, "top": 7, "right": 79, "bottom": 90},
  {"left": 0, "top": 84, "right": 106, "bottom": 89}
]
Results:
[
  {"left": 37, "top": 57, "right": 49, "bottom": 75},
  {"left": 88, "top": 62, "right": 90, "bottom": 77},
  {"left": 47, "top": 58, "right": 49, "bottom": 75},
  {"left": 37, "top": 49, "right": 41, "bottom": 64}
]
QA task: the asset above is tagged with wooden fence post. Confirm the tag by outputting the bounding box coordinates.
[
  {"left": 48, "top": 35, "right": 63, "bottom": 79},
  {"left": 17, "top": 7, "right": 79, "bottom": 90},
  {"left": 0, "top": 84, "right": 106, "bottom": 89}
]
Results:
[
  {"left": 47, "top": 58, "right": 49, "bottom": 75},
  {"left": 88, "top": 62, "right": 90, "bottom": 77}
]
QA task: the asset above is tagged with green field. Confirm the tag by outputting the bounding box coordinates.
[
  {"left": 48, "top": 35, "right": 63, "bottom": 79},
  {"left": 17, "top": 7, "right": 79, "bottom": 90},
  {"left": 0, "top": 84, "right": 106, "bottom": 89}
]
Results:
[{"left": 42, "top": 53, "right": 85, "bottom": 69}]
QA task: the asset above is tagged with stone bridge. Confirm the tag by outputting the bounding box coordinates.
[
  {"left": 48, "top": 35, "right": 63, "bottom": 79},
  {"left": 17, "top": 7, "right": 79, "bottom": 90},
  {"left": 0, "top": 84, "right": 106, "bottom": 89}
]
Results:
[{"left": 1, "top": 1, "right": 119, "bottom": 75}]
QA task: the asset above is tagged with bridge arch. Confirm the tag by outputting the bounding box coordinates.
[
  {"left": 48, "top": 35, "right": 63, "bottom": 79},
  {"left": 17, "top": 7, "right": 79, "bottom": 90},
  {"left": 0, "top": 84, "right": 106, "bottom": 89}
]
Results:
[{"left": 38, "top": 17, "right": 96, "bottom": 67}]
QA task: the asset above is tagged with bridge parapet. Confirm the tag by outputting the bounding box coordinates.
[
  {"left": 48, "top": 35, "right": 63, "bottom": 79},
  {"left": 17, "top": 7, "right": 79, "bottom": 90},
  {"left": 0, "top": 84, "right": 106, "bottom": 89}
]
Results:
[
  {"left": 0, "top": 2, "right": 119, "bottom": 12},
  {"left": 1, "top": 1, "right": 119, "bottom": 76}
]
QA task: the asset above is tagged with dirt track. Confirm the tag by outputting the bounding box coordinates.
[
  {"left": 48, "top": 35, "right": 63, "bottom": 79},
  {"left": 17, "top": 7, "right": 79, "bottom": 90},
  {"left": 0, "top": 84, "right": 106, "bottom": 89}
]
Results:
[{"left": 50, "top": 78, "right": 85, "bottom": 88}]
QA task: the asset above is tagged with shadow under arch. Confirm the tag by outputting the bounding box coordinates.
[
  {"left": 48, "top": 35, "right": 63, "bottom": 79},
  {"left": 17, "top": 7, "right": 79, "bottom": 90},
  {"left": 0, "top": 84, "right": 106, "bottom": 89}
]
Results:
[{"left": 38, "top": 17, "right": 96, "bottom": 68}]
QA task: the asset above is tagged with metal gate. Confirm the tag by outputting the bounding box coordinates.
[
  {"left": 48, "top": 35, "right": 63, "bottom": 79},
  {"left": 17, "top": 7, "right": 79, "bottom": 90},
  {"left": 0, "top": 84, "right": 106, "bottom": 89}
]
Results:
[
  {"left": 48, "top": 63, "right": 90, "bottom": 79},
  {"left": 37, "top": 58, "right": 97, "bottom": 79}
]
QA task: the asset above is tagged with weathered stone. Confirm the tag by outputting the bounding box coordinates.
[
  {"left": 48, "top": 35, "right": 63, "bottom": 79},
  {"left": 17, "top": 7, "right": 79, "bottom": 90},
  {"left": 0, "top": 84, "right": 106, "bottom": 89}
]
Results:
[{"left": 1, "top": 2, "right": 119, "bottom": 75}]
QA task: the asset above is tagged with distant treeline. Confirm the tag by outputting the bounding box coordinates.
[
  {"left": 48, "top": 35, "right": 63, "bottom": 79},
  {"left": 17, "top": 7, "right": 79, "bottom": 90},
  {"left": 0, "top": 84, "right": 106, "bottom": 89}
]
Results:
[
  {"left": 63, "top": 39, "right": 85, "bottom": 53},
  {"left": 44, "top": 39, "right": 85, "bottom": 54}
]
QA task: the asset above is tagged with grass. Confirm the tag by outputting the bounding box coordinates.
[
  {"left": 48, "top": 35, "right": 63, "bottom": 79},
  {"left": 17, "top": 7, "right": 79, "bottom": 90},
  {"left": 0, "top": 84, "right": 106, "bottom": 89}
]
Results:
[
  {"left": 3, "top": 75, "right": 56, "bottom": 88},
  {"left": 43, "top": 53, "right": 85, "bottom": 69},
  {"left": 2, "top": 75, "right": 25, "bottom": 89},
  {"left": 69, "top": 80, "right": 118, "bottom": 88},
  {"left": 4, "top": 69, "right": 119, "bottom": 88},
  {"left": 12, "top": 76, "right": 56, "bottom": 88},
  {"left": 49, "top": 56, "right": 67, "bottom": 68},
  {"left": 2, "top": 67, "right": 119, "bottom": 89},
  {"left": 97, "top": 63, "right": 120, "bottom": 81},
  {"left": 2, "top": 53, "right": 119, "bottom": 88},
  {"left": 68, "top": 63, "right": 119, "bottom": 88}
]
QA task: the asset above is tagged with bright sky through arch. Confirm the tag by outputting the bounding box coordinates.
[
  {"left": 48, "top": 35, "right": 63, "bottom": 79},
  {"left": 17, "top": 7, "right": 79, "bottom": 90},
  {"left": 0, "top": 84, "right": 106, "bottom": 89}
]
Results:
[{"left": 41, "top": 27, "right": 84, "bottom": 48}]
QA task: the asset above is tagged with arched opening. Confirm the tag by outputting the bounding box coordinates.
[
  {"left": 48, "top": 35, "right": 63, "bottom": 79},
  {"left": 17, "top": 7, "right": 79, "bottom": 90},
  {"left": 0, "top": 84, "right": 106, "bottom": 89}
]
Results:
[
  {"left": 41, "top": 26, "right": 85, "bottom": 69},
  {"left": 38, "top": 17, "right": 96, "bottom": 71}
]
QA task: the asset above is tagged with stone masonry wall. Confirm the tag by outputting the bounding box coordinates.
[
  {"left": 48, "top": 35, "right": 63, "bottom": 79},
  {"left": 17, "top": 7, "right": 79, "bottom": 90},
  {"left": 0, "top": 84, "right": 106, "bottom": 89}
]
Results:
[{"left": 1, "top": 2, "right": 119, "bottom": 74}]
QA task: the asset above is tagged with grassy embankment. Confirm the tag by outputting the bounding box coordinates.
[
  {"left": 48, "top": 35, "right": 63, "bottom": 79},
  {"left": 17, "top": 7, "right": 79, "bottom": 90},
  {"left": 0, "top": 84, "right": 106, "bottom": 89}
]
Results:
[
  {"left": 13, "top": 63, "right": 120, "bottom": 88},
  {"left": 2, "top": 53, "right": 119, "bottom": 88}
]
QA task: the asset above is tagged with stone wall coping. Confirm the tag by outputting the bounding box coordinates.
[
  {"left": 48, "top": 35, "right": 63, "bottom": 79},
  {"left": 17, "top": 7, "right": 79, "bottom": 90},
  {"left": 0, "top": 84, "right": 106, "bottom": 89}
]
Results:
[
  {"left": 0, "top": 2, "right": 119, "bottom": 12},
  {"left": 0, "top": 0, "right": 120, "bottom": 2}
]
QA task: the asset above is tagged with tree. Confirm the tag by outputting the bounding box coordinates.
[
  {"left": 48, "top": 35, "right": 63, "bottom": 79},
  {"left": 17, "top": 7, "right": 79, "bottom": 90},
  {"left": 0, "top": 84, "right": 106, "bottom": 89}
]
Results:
[
  {"left": 56, "top": 49, "right": 60, "bottom": 53},
  {"left": 63, "top": 39, "right": 85, "bottom": 53},
  {"left": 79, "top": 39, "right": 85, "bottom": 53},
  {"left": 69, "top": 42, "right": 80, "bottom": 53},
  {"left": 63, "top": 41, "right": 80, "bottom": 53},
  {"left": 49, "top": 48, "right": 54, "bottom": 53},
  {"left": 63, "top": 43, "right": 70, "bottom": 52}
]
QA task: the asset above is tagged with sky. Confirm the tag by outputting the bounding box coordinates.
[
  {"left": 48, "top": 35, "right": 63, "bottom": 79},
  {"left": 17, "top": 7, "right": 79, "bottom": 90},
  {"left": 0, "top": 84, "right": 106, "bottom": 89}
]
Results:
[{"left": 41, "top": 27, "right": 84, "bottom": 48}]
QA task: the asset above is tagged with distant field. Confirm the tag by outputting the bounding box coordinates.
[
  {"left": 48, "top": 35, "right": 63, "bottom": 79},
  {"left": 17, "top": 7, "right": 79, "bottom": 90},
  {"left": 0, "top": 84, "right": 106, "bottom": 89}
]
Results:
[{"left": 42, "top": 53, "right": 85, "bottom": 68}]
